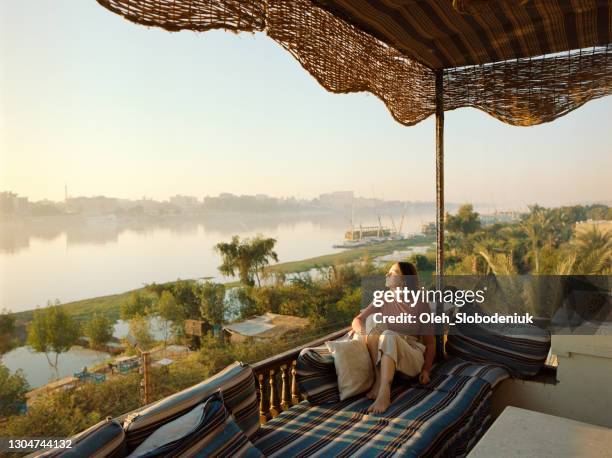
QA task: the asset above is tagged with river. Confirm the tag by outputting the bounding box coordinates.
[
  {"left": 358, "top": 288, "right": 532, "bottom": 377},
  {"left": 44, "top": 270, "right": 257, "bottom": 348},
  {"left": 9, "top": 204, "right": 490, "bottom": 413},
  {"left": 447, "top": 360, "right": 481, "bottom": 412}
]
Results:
[
  {"left": 0, "top": 209, "right": 438, "bottom": 312},
  {"left": 0, "top": 208, "right": 438, "bottom": 387}
]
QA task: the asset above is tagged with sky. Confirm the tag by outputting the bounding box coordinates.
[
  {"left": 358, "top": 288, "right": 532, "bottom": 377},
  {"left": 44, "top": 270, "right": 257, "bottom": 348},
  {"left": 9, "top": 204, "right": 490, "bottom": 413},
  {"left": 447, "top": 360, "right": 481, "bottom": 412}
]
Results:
[{"left": 1, "top": 1, "right": 610, "bottom": 209}]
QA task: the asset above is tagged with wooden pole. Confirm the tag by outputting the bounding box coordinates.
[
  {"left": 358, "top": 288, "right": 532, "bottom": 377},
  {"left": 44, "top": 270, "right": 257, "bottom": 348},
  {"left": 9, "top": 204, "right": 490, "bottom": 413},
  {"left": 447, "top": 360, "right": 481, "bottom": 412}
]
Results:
[
  {"left": 435, "top": 69, "right": 445, "bottom": 360},
  {"left": 142, "top": 351, "right": 151, "bottom": 405},
  {"left": 435, "top": 70, "right": 445, "bottom": 280}
]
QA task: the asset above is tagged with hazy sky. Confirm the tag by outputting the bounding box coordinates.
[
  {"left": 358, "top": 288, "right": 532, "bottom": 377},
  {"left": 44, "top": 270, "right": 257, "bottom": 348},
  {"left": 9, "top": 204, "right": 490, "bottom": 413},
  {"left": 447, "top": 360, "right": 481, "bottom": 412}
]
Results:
[{"left": 1, "top": 1, "right": 610, "bottom": 208}]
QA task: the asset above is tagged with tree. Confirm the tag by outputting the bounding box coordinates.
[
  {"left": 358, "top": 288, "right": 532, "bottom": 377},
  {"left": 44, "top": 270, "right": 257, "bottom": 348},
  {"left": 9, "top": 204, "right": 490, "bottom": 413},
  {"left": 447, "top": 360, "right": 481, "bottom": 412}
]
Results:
[
  {"left": 199, "top": 282, "right": 226, "bottom": 329},
  {"left": 0, "top": 309, "right": 16, "bottom": 355},
  {"left": 0, "top": 363, "right": 29, "bottom": 417},
  {"left": 521, "top": 205, "right": 555, "bottom": 273},
  {"left": 567, "top": 227, "right": 611, "bottom": 274},
  {"left": 127, "top": 315, "right": 154, "bottom": 351},
  {"left": 26, "top": 301, "right": 80, "bottom": 379},
  {"left": 171, "top": 280, "right": 201, "bottom": 319},
  {"left": 249, "top": 236, "right": 280, "bottom": 286},
  {"left": 409, "top": 253, "right": 435, "bottom": 272},
  {"left": 120, "top": 292, "right": 151, "bottom": 320},
  {"left": 156, "top": 291, "right": 184, "bottom": 346},
  {"left": 215, "top": 235, "right": 278, "bottom": 286},
  {"left": 83, "top": 313, "right": 114, "bottom": 352},
  {"left": 446, "top": 204, "right": 481, "bottom": 236}
]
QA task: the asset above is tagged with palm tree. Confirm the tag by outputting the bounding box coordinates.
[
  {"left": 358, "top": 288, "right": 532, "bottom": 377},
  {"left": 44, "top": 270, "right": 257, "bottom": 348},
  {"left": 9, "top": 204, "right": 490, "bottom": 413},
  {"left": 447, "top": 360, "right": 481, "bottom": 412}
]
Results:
[
  {"left": 521, "top": 206, "right": 555, "bottom": 274},
  {"left": 568, "top": 227, "right": 611, "bottom": 274}
]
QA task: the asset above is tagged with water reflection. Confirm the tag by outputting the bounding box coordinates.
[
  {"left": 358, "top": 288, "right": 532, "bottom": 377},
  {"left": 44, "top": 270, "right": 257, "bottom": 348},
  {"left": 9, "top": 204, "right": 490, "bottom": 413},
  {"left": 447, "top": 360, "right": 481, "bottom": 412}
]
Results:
[
  {"left": 0, "top": 209, "right": 436, "bottom": 312},
  {"left": 1, "top": 346, "right": 111, "bottom": 389},
  {"left": 0, "top": 209, "right": 437, "bottom": 253}
]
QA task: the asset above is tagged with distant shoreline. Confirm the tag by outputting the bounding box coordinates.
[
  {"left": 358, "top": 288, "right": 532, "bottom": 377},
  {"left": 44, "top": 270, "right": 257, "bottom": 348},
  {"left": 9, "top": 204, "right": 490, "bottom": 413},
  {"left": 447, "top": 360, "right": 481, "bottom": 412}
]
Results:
[{"left": 10, "top": 236, "right": 433, "bottom": 325}]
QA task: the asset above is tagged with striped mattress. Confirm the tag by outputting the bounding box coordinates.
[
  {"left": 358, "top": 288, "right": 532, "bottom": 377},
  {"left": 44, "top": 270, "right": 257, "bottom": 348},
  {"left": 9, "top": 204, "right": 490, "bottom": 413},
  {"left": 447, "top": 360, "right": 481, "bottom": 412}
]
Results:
[{"left": 253, "top": 357, "right": 509, "bottom": 457}]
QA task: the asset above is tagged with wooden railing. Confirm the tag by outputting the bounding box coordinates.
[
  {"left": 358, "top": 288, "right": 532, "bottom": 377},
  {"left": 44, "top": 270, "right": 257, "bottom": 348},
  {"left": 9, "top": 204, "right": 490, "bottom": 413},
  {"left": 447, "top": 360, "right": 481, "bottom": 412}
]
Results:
[{"left": 251, "top": 328, "right": 350, "bottom": 424}]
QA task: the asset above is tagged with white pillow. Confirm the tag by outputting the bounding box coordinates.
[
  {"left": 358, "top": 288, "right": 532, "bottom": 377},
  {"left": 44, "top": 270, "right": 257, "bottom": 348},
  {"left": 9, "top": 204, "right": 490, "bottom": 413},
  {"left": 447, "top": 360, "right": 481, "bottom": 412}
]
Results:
[{"left": 325, "top": 339, "right": 374, "bottom": 400}]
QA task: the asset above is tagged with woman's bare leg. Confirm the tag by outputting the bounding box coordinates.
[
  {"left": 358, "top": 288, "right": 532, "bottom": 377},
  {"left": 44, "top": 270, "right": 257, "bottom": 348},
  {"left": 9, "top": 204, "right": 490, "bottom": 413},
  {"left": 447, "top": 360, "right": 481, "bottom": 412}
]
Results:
[
  {"left": 367, "top": 354, "right": 395, "bottom": 414},
  {"left": 365, "top": 333, "right": 380, "bottom": 399}
]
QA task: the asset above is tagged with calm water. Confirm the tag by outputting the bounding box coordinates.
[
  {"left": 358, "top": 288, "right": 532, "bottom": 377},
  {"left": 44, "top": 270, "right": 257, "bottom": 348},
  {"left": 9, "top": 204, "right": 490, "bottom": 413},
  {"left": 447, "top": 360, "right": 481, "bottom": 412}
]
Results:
[
  {"left": 2, "top": 317, "right": 170, "bottom": 388},
  {"left": 0, "top": 210, "right": 436, "bottom": 388},
  {"left": 0, "top": 210, "right": 436, "bottom": 312},
  {"left": 2, "top": 345, "right": 112, "bottom": 388}
]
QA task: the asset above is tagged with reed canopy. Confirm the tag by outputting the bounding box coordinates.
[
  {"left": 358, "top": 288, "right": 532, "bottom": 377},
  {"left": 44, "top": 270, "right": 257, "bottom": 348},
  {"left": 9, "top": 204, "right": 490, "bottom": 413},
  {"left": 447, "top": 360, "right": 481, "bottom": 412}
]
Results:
[
  {"left": 95, "top": 0, "right": 611, "bottom": 289},
  {"left": 96, "top": 0, "right": 611, "bottom": 126}
]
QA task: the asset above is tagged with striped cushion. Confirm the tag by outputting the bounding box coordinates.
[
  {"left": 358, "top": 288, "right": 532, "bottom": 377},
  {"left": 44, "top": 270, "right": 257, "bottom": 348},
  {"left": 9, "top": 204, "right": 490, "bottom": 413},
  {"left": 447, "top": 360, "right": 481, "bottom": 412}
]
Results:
[
  {"left": 128, "top": 392, "right": 263, "bottom": 458},
  {"left": 123, "top": 362, "right": 259, "bottom": 450},
  {"left": 254, "top": 360, "right": 498, "bottom": 457},
  {"left": 433, "top": 357, "right": 510, "bottom": 389},
  {"left": 33, "top": 418, "right": 126, "bottom": 458},
  {"left": 446, "top": 311, "right": 551, "bottom": 378},
  {"left": 295, "top": 345, "right": 340, "bottom": 405}
]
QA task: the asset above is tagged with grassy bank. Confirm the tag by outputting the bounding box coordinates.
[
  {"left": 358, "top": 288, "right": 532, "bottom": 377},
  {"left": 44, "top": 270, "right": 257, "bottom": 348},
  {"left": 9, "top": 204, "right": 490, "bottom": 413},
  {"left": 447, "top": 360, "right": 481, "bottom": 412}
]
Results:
[
  {"left": 11, "top": 236, "right": 433, "bottom": 325},
  {"left": 268, "top": 236, "right": 433, "bottom": 273}
]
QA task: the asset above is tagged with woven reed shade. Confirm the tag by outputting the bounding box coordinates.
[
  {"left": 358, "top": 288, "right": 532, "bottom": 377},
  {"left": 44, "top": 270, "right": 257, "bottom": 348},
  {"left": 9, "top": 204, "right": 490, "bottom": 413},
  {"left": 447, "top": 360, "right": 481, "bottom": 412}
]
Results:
[{"left": 95, "top": 0, "right": 611, "bottom": 126}]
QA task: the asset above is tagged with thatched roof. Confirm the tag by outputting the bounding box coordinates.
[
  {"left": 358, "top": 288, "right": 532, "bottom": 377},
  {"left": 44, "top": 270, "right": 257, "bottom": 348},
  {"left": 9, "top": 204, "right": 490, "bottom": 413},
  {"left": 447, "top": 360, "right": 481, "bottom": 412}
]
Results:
[{"left": 96, "top": 0, "right": 610, "bottom": 126}]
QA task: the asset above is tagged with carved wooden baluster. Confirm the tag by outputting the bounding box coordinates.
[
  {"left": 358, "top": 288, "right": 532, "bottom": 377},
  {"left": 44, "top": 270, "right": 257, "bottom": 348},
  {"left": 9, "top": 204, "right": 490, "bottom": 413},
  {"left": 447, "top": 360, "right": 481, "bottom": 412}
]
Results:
[
  {"left": 280, "top": 364, "right": 290, "bottom": 411},
  {"left": 258, "top": 373, "right": 268, "bottom": 424},
  {"left": 269, "top": 369, "right": 280, "bottom": 418},
  {"left": 291, "top": 360, "right": 299, "bottom": 405}
]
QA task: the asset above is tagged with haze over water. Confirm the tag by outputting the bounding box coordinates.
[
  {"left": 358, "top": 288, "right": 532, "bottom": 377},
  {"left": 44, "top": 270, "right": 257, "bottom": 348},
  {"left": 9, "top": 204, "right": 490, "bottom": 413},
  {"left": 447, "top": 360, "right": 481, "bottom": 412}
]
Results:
[{"left": 0, "top": 209, "right": 436, "bottom": 313}]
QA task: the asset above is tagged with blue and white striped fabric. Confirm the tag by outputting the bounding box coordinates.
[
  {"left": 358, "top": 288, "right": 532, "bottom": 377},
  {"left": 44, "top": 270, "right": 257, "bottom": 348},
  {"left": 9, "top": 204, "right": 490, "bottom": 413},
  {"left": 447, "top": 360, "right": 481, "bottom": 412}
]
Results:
[
  {"left": 253, "top": 357, "right": 507, "bottom": 457},
  {"left": 128, "top": 392, "right": 263, "bottom": 458},
  {"left": 33, "top": 418, "right": 126, "bottom": 458},
  {"left": 432, "top": 356, "right": 510, "bottom": 388},
  {"left": 123, "top": 362, "right": 259, "bottom": 450},
  {"left": 446, "top": 317, "right": 551, "bottom": 378},
  {"left": 295, "top": 345, "right": 341, "bottom": 405}
]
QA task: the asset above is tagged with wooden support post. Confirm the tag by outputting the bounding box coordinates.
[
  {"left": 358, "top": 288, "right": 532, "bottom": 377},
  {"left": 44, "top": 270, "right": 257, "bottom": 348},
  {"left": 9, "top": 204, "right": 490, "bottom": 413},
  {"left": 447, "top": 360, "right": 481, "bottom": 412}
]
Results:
[
  {"left": 258, "top": 373, "right": 268, "bottom": 424},
  {"left": 435, "top": 69, "right": 445, "bottom": 360},
  {"left": 291, "top": 361, "right": 299, "bottom": 405},
  {"left": 280, "top": 364, "right": 290, "bottom": 411},
  {"left": 435, "top": 69, "right": 445, "bottom": 280},
  {"left": 142, "top": 351, "right": 151, "bottom": 405},
  {"left": 269, "top": 369, "right": 280, "bottom": 418}
]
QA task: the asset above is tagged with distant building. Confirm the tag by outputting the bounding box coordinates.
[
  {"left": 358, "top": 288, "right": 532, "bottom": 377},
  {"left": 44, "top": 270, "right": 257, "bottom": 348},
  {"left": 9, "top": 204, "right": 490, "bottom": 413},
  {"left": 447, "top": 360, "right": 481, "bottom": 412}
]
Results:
[
  {"left": 317, "top": 191, "right": 354, "bottom": 208},
  {"left": 575, "top": 220, "right": 612, "bottom": 236},
  {"left": 479, "top": 211, "right": 522, "bottom": 226},
  {"left": 66, "top": 196, "right": 120, "bottom": 215},
  {"left": 169, "top": 195, "right": 200, "bottom": 211},
  {"left": 0, "top": 191, "right": 30, "bottom": 216},
  {"left": 421, "top": 222, "right": 436, "bottom": 236},
  {"left": 223, "top": 313, "right": 309, "bottom": 343}
]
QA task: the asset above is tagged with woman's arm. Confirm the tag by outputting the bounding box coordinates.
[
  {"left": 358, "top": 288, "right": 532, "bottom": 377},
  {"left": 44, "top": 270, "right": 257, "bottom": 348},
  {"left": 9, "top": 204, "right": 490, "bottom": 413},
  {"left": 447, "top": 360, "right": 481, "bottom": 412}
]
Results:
[{"left": 352, "top": 303, "right": 375, "bottom": 334}]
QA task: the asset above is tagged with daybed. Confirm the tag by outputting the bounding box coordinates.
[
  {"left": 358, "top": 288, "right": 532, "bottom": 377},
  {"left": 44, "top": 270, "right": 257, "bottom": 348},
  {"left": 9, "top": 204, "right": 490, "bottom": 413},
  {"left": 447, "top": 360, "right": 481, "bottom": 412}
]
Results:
[{"left": 32, "top": 318, "right": 550, "bottom": 458}]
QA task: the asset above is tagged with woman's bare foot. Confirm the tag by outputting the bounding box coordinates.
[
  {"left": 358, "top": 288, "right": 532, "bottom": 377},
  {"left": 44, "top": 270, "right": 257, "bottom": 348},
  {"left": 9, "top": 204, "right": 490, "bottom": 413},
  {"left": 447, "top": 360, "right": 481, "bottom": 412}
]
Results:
[
  {"left": 366, "top": 383, "right": 391, "bottom": 414},
  {"left": 366, "top": 369, "right": 380, "bottom": 399}
]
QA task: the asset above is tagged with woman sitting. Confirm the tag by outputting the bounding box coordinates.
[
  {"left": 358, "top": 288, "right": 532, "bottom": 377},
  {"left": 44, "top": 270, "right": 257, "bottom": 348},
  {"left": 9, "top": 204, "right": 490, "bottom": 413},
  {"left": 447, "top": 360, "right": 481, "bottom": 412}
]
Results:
[{"left": 352, "top": 261, "right": 435, "bottom": 414}]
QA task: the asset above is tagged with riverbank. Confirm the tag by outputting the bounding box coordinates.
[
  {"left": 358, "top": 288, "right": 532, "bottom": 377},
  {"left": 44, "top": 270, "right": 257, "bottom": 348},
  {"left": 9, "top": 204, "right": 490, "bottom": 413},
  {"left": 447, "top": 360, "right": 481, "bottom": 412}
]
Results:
[{"left": 10, "top": 236, "right": 433, "bottom": 326}]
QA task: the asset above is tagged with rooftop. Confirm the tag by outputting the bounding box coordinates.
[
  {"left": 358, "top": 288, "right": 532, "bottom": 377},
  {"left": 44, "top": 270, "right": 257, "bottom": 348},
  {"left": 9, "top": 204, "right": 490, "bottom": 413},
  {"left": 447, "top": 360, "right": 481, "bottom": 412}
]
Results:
[{"left": 223, "top": 312, "right": 309, "bottom": 339}]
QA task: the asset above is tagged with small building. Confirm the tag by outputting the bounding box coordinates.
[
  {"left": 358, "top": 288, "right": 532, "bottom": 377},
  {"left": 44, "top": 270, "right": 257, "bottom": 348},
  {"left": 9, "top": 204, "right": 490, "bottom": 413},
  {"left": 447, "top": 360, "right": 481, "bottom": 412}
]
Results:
[
  {"left": 479, "top": 211, "right": 522, "bottom": 226},
  {"left": 223, "top": 313, "right": 309, "bottom": 344},
  {"left": 421, "top": 222, "right": 436, "bottom": 236},
  {"left": 112, "top": 355, "right": 140, "bottom": 373},
  {"left": 184, "top": 319, "right": 212, "bottom": 337}
]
